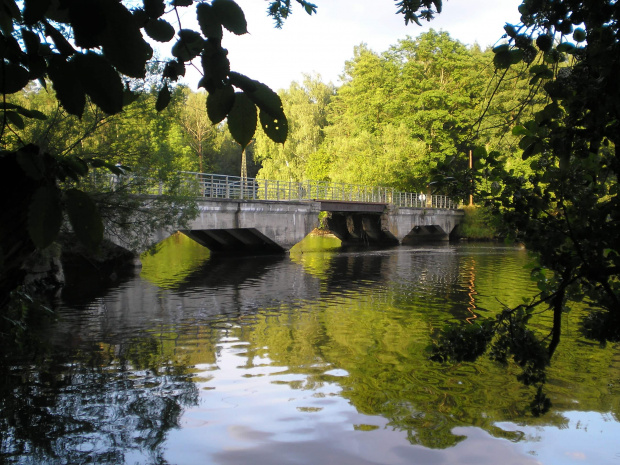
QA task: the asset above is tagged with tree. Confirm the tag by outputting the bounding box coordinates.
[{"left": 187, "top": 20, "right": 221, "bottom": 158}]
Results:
[
  {"left": 254, "top": 74, "right": 335, "bottom": 181},
  {"left": 178, "top": 89, "right": 218, "bottom": 172},
  {"left": 431, "top": 0, "right": 620, "bottom": 415}
]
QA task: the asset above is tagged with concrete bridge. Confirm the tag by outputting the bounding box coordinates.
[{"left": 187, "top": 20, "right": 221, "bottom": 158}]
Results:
[
  {"left": 143, "top": 173, "right": 464, "bottom": 255},
  {"left": 168, "top": 199, "right": 464, "bottom": 255}
]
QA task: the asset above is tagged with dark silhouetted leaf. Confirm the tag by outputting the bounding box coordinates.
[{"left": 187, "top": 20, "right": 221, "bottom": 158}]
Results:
[
  {"left": 227, "top": 92, "right": 256, "bottom": 147},
  {"left": 228, "top": 71, "right": 257, "bottom": 91},
  {"left": 144, "top": 18, "right": 175, "bottom": 42},
  {"left": 493, "top": 50, "right": 512, "bottom": 69},
  {"left": 23, "top": 0, "right": 51, "bottom": 25},
  {"left": 173, "top": 0, "right": 192, "bottom": 6},
  {"left": 536, "top": 34, "right": 552, "bottom": 52},
  {"left": 211, "top": 0, "right": 247, "bottom": 35},
  {"left": 28, "top": 185, "right": 63, "bottom": 249},
  {"left": 207, "top": 85, "right": 235, "bottom": 123},
  {"left": 69, "top": 0, "right": 106, "bottom": 48},
  {"left": 144, "top": 0, "right": 165, "bottom": 18},
  {"left": 17, "top": 107, "right": 47, "bottom": 121},
  {"left": 0, "top": 63, "right": 29, "bottom": 94},
  {"left": 16, "top": 145, "right": 45, "bottom": 180},
  {"left": 163, "top": 60, "right": 185, "bottom": 80},
  {"left": 21, "top": 28, "right": 41, "bottom": 54},
  {"left": 573, "top": 28, "right": 586, "bottom": 43},
  {"left": 123, "top": 89, "right": 140, "bottom": 106},
  {"left": 4, "top": 111, "right": 24, "bottom": 128},
  {"left": 99, "top": 0, "right": 152, "bottom": 78},
  {"left": 73, "top": 52, "right": 124, "bottom": 115},
  {"left": 156, "top": 84, "right": 171, "bottom": 111},
  {"left": 245, "top": 81, "right": 285, "bottom": 120},
  {"left": 44, "top": 22, "right": 76, "bottom": 56},
  {"left": 65, "top": 189, "right": 103, "bottom": 251},
  {"left": 200, "top": 46, "right": 230, "bottom": 91},
  {"left": 197, "top": 2, "right": 222, "bottom": 39},
  {"left": 58, "top": 156, "right": 89, "bottom": 182},
  {"left": 172, "top": 29, "right": 205, "bottom": 61},
  {"left": 260, "top": 109, "right": 287, "bottom": 144},
  {"left": 46, "top": 55, "right": 85, "bottom": 117}
]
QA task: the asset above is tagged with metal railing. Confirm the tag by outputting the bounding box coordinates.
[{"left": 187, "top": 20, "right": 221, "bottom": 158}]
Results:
[{"left": 180, "top": 172, "right": 459, "bottom": 209}]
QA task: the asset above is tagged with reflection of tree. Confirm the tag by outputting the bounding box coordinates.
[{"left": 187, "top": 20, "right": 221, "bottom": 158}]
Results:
[
  {"left": 228, "top": 247, "right": 620, "bottom": 449},
  {"left": 0, "top": 336, "right": 198, "bottom": 465}
]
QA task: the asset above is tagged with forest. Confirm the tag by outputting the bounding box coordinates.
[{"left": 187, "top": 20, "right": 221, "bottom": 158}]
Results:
[{"left": 4, "top": 30, "right": 536, "bottom": 196}]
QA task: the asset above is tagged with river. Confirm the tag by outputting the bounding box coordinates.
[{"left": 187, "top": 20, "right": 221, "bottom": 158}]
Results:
[{"left": 1, "top": 233, "right": 619, "bottom": 464}]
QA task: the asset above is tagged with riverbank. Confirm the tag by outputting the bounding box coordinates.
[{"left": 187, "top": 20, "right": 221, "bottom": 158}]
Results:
[{"left": 458, "top": 205, "right": 498, "bottom": 241}]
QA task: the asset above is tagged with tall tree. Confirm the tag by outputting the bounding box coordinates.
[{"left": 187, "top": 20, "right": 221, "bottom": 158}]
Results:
[
  {"left": 254, "top": 74, "right": 335, "bottom": 181},
  {"left": 178, "top": 89, "right": 218, "bottom": 173}
]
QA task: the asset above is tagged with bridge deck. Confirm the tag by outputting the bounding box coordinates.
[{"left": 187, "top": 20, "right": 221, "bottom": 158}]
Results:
[{"left": 316, "top": 200, "right": 387, "bottom": 213}]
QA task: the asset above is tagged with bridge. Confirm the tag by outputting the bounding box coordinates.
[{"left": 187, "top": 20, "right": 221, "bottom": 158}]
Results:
[{"left": 150, "top": 173, "right": 465, "bottom": 255}]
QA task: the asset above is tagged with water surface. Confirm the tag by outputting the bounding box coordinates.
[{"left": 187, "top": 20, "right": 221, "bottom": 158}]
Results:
[{"left": 1, "top": 234, "right": 618, "bottom": 464}]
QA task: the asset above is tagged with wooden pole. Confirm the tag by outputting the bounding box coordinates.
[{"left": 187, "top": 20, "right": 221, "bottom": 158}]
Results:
[{"left": 469, "top": 149, "right": 474, "bottom": 207}]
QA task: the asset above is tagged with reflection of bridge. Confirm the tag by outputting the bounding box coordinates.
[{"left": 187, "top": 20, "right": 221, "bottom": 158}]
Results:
[{"left": 162, "top": 173, "right": 465, "bottom": 255}]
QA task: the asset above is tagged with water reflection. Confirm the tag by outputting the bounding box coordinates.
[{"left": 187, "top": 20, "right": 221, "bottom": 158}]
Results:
[{"left": 1, "top": 238, "right": 619, "bottom": 464}]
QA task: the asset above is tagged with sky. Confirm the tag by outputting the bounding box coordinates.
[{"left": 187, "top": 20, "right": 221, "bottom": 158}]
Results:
[{"left": 174, "top": 0, "right": 523, "bottom": 91}]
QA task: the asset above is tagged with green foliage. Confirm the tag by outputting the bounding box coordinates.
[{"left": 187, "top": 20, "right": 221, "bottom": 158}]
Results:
[
  {"left": 255, "top": 75, "right": 334, "bottom": 181},
  {"left": 459, "top": 205, "right": 498, "bottom": 240},
  {"left": 432, "top": 0, "right": 620, "bottom": 414}
]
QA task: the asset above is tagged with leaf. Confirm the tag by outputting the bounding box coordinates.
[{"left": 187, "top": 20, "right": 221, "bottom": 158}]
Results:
[
  {"left": 493, "top": 50, "right": 512, "bottom": 69},
  {"left": 73, "top": 52, "right": 124, "bottom": 115},
  {"left": 99, "top": 0, "right": 152, "bottom": 78},
  {"left": 556, "top": 42, "right": 575, "bottom": 53},
  {"left": 172, "top": 29, "right": 205, "bottom": 62},
  {"left": 197, "top": 2, "right": 222, "bottom": 39},
  {"left": 32, "top": 102, "right": 52, "bottom": 124},
  {"left": 46, "top": 55, "right": 85, "bottom": 117},
  {"left": 144, "top": 0, "right": 165, "bottom": 18},
  {"left": 163, "top": 60, "right": 186, "bottom": 80},
  {"left": 227, "top": 91, "right": 257, "bottom": 148},
  {"left": 21, "top": 28, "right": 41, "bottom": 55},
  {"left": 504, "top": 24, "right": 517, "bottom": 38},
  {"left": 144, "top": 18, "right": 176, "bottom": 42},
  {"left": 535, "top": 34, "right": 552, "bottom": 52},
  {"left": 211, "top": 0, "right": 247, "bottom": 35},
  {"left": 28, "top": 185, "right": 63, "bottom": 249},
  {"left": 229, "top": 72, "right": 284, "bottom": 120},
  {"left": 512, "top": 125, "right": 531, "bottom": 136},
  {"left": 44, "top": 22, "right": 76, "bottom": 56},
  {"left": 4, "top": 111, "right": 24, "bottom": 128},
  {"left": 156, "top": 84, "right": 171, "bottom": 111},
  {"left": 59, "top": 155, "right": 89, "bottom": 182},
  {"left": 123, "top": 89, "right": 140, "bottom": 106},
  {"left": 1, "top": 0, "right": 21, "bottom": 24},
  {"left": 199, "top": 42, "right": 230, "bottom": 90},
  {"left": 259, "top": 109, "right": 288, "bottom": 144},
  {"left": 69, "top": 0, "right": 106, "bottom": 49},
  {"left": 64, "top": 189, "right": 104, "bottom": 251},
  {"left": 573, "top": 28, "right": 586, "bottom": 43},
  {"left": 173, "top": 0, "right": 192, "bottom": 5},
  {"left": 0, "top": 63, "right": 30, "bottom": 94},
  {"left": 16, "top": 145, "right": 45, "bottom": 180},
  {"left": 206, "top": 84, "right": 235, "bottom": 123}
]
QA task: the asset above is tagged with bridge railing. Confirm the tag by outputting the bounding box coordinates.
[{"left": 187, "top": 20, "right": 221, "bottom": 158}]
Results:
[{"left": 180, "top": 172, "right": 459, "bottom": 209}]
